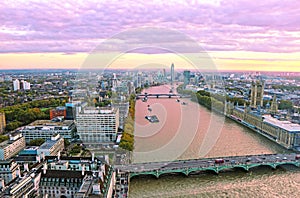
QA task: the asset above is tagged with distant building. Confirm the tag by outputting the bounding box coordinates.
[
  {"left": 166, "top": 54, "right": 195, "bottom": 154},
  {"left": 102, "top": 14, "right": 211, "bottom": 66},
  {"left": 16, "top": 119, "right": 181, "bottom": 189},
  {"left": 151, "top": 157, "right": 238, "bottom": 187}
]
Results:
[
  {"left": 183, "top": 70, "right": 191, "bottom": 87},
  {"left": 0, "top": 112, "right": 6, "bottom": 134},
  {"left": 13, "top": 79, "right": 20, "bottom": 91},
  {"left": 250, "top": 80, "right": 264, "bottom": 108},
  {"left": 170, "top": 63, "right": 175, "bottom": 84},
  {"left": 20, "top": 80, "right": 31, "bottom": 90},
  {"left": 135, "top": 73, "right": 142, "bottom": 88},
  {"left": 0, "top": 159, "right": 20, "bottom": 185},
  {"left": 50, "top": 106, "right": 66, "bottom": 120},
  {"left": 76, "top": 107, "right": 119, "bottom": 145},
  {"left": 17, "top": 120, "right": 76, "bottom": 143},
  {"left": 0, "top": 132, "right": 25, "bottom": 160},
  {"left": 37, "top": 134, "right": 64, "bottom": 156}
]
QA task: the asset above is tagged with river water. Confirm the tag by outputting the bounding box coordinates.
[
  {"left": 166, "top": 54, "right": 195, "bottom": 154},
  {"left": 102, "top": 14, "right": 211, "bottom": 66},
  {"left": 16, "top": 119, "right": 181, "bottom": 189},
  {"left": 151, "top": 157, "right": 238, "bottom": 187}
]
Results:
[{"left": 129, "top": 84, "right": 299, "bottom": 197}]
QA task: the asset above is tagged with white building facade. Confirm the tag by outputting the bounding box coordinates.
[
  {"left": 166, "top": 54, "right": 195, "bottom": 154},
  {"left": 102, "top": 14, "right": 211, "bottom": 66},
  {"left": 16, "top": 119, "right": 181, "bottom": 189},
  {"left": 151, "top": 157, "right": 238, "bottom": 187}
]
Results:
[{"left": 76, "top": 107, "right": 119, "bottom": 144}]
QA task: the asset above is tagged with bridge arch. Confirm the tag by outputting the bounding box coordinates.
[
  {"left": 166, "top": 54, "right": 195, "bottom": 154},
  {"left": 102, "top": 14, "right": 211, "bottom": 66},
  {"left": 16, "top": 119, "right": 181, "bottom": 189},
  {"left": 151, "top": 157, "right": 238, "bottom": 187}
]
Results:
[
  {"left": 233, "top": 165, "right": 249, "bottom": 172},
  {"left": 158, "top": 170, "right": 188, "bottom": 178},
  {"left": 130, "top": 172, "right": 158, "bottom": 179},
  {"left": 275, "top": 162, "right": 300, "bottom": 168}
]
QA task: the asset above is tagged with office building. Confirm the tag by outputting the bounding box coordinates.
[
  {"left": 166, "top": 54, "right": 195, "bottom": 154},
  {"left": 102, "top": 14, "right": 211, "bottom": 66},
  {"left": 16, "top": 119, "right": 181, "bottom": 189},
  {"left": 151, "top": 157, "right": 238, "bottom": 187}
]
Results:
[
  {"left": 76, "top": 107, "right": 119, "bottom": 144},
  {"left": 0, "top": 132, "right": 25, "bottom": 160},
  {"left": 112, "top": 102, "right": 129, "bottom": 129},
  {"left": 14, "top": 146, "right": 41, "bottom": 166},
  {"left": 50, "top": 106, "right": 66, "bottom": 120},
  {"left": 170, "top": 63, "right": 174, "bottom": 84},
  {"left": 0, "top": 112, "right": 6, "bottom": 134},
  {"left": 17, "top": 120, "right": 76, "bottom": 143},
  {"left": 37, "top": 134, "right": 64, "bottom": 156},
  {"left": 250, "top": 80, "right": 264, "bottom": 108},
  {"left": 183, "top": 70, "right": 191, "bottom": 87},
  {"left": 65, "top": 101, "right": 86, "bottom": 120}
]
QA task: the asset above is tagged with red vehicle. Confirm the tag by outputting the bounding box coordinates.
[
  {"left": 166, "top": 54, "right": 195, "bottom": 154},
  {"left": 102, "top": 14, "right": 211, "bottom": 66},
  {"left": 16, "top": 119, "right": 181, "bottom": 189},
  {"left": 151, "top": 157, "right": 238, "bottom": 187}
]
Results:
[
  {"left": 295, "top": 155, "right": 300, "bottom": 160},
  {"left": 215, "top": 159, "right": 225, "bottom": 164}
]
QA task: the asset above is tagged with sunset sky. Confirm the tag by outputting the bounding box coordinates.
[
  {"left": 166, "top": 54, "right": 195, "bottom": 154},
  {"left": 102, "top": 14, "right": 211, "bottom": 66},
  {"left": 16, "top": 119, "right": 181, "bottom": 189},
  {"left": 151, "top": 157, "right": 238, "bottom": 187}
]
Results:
[{"left": 1, "top": 0, "right": 300, "bottom": 71}]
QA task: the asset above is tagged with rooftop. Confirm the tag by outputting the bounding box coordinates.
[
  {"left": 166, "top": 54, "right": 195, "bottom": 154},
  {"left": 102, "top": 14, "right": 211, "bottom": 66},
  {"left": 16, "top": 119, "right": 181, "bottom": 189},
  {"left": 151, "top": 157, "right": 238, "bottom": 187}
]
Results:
[
  {"left": 80, "top": 107, "right": 118, "bottom": 114},
  {"left": 0, "top": 136, "right": 23, "bottom": 149},
  {"left": 51, "top": 106, "right": 66, "bottom": 111},
  {"left": 27, "top": 119, "right": 74, "bottom": 126},
  {"left": 41, "top": 170, "right": 91, "bottom": 179},
  {"left": 39, "top": 138, "right": 62, "bottom": 150},
  {"left": 14, "top": 155, "right": 37, "bottom": 162},
  {"left": 0, "top": 159, "right": 14, "bottom": 165},
  {"left": 263, "top": 115, "right": 300, "bottom": 132}
]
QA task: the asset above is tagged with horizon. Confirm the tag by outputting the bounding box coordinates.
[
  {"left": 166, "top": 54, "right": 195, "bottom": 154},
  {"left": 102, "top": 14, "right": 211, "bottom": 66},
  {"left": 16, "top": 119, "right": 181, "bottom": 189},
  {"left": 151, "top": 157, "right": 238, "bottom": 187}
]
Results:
[{"left": 1, "top": 67, "right": 300, "bottom": 75}]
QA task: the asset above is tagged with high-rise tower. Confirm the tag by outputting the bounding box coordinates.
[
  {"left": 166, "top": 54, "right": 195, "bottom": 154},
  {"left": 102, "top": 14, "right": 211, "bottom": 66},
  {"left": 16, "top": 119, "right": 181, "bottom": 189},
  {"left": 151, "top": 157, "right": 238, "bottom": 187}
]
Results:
[
  {"left": 170, "top": 63, "right": 174, "bottom": 84},
  {"left": 183, "top": 70, "right": 191, "bottom": 87}
]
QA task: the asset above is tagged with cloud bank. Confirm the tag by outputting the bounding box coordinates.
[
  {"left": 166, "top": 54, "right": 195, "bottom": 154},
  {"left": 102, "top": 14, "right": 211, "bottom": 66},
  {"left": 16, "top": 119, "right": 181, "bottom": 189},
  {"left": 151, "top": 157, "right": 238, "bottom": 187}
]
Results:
[{"left": 1, "top": 0, "right": 300, "bottom": 53}]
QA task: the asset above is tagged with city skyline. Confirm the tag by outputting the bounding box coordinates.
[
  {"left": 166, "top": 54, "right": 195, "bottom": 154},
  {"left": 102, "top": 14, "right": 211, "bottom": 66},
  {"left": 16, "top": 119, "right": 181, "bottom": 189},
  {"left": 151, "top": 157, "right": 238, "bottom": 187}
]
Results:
[{"left": 1, "top": 0, "right": 300, "bottom": 71}]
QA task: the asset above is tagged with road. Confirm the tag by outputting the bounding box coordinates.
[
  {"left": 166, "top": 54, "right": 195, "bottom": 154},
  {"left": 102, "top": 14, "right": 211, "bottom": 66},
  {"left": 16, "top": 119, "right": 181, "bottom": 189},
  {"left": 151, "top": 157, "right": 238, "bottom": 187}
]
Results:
[{"left": 116, "top": 153, "right": 299, "bottom": 173}]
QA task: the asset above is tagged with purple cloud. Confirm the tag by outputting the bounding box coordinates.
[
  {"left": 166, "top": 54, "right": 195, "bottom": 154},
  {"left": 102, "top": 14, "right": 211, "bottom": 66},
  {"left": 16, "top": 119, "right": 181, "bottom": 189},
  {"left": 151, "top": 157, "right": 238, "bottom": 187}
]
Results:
[{"left": 1, "top": 0, "right": 300, "bottom": 53}]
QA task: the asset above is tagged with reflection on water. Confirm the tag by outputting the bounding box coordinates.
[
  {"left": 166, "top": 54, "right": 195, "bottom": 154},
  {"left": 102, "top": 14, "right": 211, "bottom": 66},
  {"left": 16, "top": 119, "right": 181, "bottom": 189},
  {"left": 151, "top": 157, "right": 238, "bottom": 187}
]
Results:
[{"left": 130, "top": 85, "right": 296, "bottom": 197}]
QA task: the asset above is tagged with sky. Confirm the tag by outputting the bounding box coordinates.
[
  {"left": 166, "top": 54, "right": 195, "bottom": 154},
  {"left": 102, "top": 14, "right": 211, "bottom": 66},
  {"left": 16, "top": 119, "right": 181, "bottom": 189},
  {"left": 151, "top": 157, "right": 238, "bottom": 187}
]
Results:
[{"left": 1, "top": 0, "right": 300, "bottom": 71}]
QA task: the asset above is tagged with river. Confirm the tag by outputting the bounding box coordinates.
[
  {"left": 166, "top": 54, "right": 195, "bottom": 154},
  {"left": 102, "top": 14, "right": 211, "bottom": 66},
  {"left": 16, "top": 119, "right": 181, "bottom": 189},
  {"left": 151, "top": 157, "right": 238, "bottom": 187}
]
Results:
[{"left": 129, "top": 84, "right": 299, "bottom": 197}]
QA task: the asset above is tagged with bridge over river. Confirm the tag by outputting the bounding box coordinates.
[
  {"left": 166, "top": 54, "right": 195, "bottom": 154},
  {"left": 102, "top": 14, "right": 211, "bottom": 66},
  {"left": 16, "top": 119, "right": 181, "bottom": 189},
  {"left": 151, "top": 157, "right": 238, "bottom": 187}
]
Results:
[
  {"left": 136, "top": 93, "right": 190, "bottom": 98},
  {"left": 116, "top": 153, "right": 300, "bottom": 179}
]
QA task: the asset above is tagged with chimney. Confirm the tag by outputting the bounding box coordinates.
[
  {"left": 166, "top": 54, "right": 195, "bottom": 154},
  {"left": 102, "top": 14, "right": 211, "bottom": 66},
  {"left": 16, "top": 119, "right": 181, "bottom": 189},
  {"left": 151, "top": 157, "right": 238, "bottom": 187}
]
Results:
[
  {"left": 58, "top": 151, "right": 61, "bottom": 161},
  {"left": 82, "top": 164, "right": 85, "bottom": 176},
  {"left": 41, "top": 152, "right": 45, "bottom": 161},
  {"left": 16, "top": 167, "right": 21, "bottom": 177},
  {"left": 36, "top": 155, "right": 41, "bottom": 163},
  {"left": 43, "top": 163, "right": 47, "bottom": 174},
  {"left": 24, "top": 163, "right": 29, "bottom": 172},
  {"left": 92, "top": 152, "right": 95, "bottom": 162},
  {"left": 0, "top": 178, "right": 5, "bottom": 190}
]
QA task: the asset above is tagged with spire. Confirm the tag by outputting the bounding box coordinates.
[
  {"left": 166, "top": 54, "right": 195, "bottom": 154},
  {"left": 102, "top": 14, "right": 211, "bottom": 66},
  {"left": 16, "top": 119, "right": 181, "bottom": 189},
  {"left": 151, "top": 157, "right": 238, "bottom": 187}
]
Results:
[{"left": 270, "top": 94, "right": 278, "bottom": 114}]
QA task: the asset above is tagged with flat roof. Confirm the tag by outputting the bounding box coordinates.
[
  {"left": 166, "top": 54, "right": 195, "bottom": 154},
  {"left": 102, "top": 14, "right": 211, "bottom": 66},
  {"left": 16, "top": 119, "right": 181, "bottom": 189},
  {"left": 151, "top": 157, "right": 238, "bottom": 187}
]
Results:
[
  {"left": 263, "top": 115, "right": 300, "bottom": 132},
  {"left": 0, "top": 159, "right": 14, "bottom": 164},
  {"left": 41, "top": 170, "right": 91, "bottom": 179},
  {"left": 80, "top": 107, "right": 118, "bottom": 114},
  {"left": 39, "top": 139, "right": 60, "bottom": 150},
  {"left": 28, "top": 120, "right": 74, "bottom": 126},
  {"left": 0, "top": 136, "right": 23, "bottom": 149},
  {"left": 23, "top": 146, "right": 39, "bottom": 151}
]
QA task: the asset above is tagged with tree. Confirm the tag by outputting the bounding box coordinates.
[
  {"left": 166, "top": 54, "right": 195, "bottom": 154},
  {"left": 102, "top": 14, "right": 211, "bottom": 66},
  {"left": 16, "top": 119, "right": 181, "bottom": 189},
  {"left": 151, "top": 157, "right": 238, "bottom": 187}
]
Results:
[
  {"left": 70, "top": 145, "right": 81, "bottom": 155},
  {"left": 29, "top": 138, "right": 45, "bottom": 146},
  {"left": 278, "top": 100, "right": 293, "bottom": 110},
  {"left": 64, "top": 139, "right": 70, "bottom": 147},
  {"left": 5, "top": 121, "right": 22, "bottom": 132},
  {"left": 0, "top": 135, "right": 9, "bottom": 143}
]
